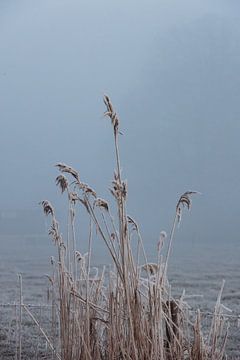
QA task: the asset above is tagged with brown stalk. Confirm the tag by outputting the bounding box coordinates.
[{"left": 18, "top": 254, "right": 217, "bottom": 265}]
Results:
[{"left": 38, "top": 95, "right": 229, "bottom": 359}]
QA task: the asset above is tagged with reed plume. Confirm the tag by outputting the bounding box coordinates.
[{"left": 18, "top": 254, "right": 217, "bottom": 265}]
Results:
[{"left": 40, "top": 96, "right": 228, "bottom": 360}]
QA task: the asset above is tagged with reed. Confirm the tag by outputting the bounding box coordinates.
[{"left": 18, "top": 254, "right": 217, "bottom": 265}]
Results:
[{"left": 41, "top": 96, "right": 228, "bottom": 359}]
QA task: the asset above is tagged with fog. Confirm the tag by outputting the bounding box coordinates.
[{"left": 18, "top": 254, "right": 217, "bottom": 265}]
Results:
[{"left": 1, "top": 0, "right": 240, "bottom": 246}]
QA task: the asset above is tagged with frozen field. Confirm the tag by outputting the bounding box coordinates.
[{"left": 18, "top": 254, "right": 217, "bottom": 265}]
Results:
[{"left": 0, "top": 235, "right": 239, "bottom": 359}]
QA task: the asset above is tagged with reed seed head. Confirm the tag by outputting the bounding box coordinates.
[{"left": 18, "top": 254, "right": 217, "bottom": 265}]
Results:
[
  {"left": 56, "top": 163, "right": 80, "bottom": 182},
  {"left": 127, "top": 215, "right": 138, "bottom": 231},
  {"left": 103, "top": 95, "right": 119, "bottom": 135},
  {"left": 41, "top": 200, "right": 54, "bottom": 216},
  {"left": 56, "top": 175, "right": 68, "bottom": 193},
  {"left": 176, "top": 191, "right": 199, "bottom": 224},
  {"left": 79, "top": 182, "right": 97, "bottom": 198},
  {"left": 94, "top": 198, "right": 109, "bottom": 212}
]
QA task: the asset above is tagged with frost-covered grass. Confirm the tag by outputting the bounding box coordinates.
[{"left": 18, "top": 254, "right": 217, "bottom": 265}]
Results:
[{"left": 41, "top": 96, "right": 228, "bottom": 359}]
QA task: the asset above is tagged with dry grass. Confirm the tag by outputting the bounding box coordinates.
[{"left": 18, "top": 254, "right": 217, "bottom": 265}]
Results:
[{"left": 41, "top": 96, "right": 228, "bottom": 359}]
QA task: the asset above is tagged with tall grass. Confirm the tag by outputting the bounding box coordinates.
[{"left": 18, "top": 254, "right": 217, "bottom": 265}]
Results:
[{"left": 42, "top": 96, "right": 228, "bottom": 359}]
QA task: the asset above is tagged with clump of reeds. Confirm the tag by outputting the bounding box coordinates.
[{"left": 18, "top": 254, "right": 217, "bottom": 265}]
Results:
[{"left": 41, "top": 96, "right": 228, "bottom": 359}]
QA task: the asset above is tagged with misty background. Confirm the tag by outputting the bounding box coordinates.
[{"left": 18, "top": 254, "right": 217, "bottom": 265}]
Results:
[{"left": 0, "top": 0, "right": 240, "bottom": 259}]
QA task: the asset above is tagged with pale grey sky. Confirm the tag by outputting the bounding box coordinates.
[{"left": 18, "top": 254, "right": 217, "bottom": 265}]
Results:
[{"left": 0, "top": 0, "right": 240, "bottom": 245}]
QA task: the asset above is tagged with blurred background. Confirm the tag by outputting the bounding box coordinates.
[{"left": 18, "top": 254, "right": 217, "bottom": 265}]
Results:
[{"left": 0, "top": 0, "right": 239, "bottom": 274}]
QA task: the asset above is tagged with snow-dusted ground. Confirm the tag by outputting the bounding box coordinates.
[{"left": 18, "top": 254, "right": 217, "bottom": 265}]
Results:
[{"left": 0, "top": 235, "right": 239, "bottom": 359}]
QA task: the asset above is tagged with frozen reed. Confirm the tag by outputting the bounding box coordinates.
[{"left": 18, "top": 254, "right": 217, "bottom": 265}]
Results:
[{"left": 41, "top": 96, "right": 228, "bottom": 360}]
